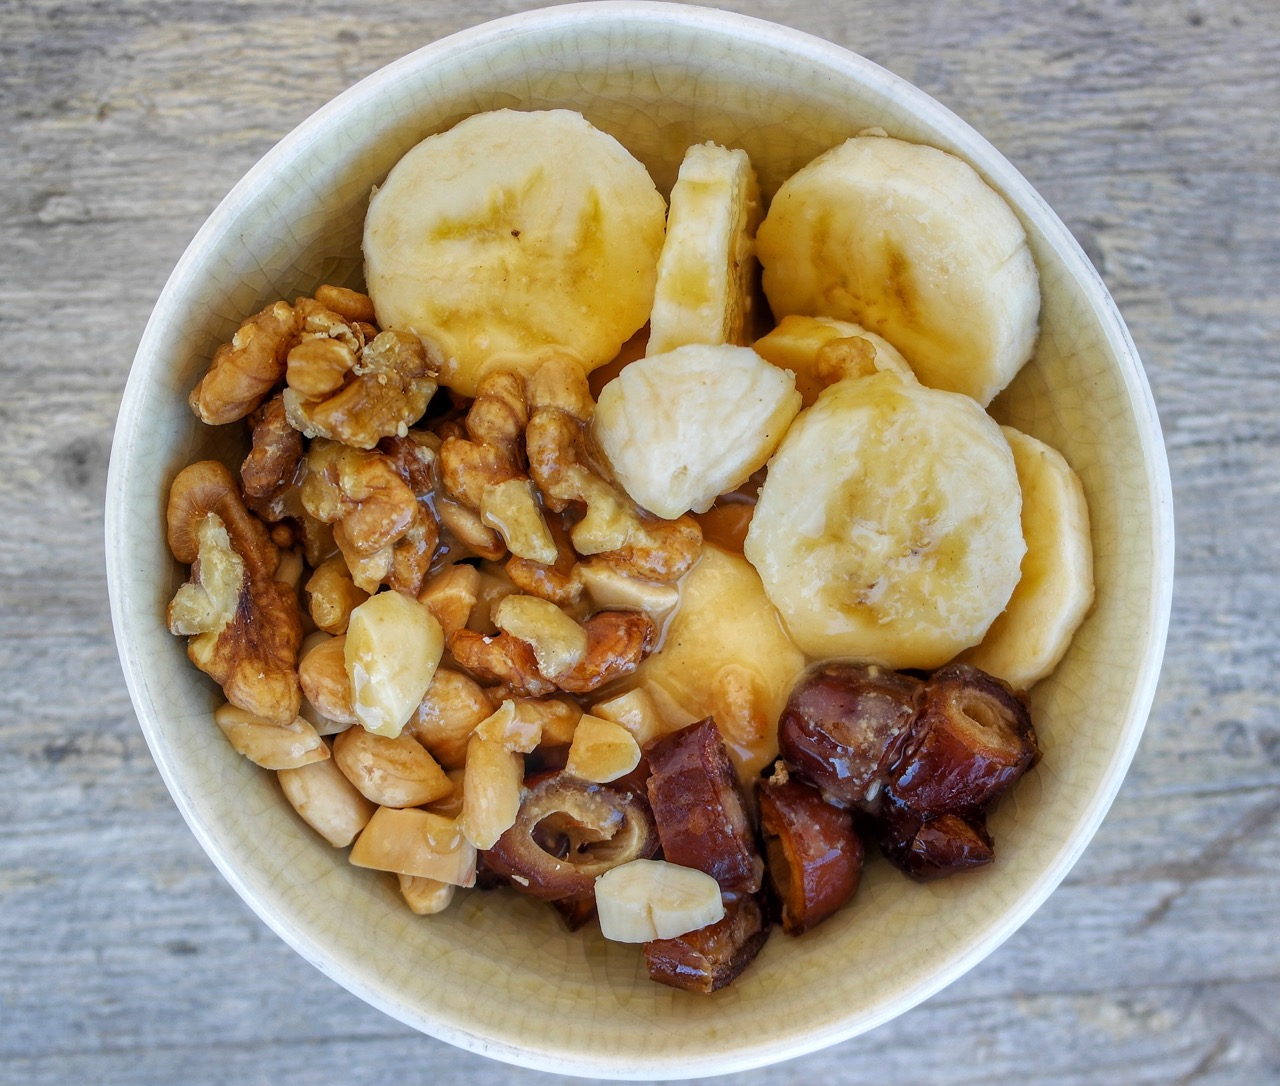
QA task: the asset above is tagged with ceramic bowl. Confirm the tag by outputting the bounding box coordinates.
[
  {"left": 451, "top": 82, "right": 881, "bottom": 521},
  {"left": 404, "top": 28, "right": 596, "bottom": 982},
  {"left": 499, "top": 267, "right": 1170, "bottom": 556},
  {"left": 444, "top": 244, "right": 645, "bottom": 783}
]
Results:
[{"left": 106, "top": 2, "right": 1174, "bottom": 1077}]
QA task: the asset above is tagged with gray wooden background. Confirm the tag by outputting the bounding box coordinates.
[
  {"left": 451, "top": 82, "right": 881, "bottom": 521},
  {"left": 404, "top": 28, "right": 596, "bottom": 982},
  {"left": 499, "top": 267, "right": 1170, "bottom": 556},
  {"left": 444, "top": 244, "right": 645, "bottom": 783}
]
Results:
[{"left": 2, "top": 0, "right": 1276, "bottom": 1083}]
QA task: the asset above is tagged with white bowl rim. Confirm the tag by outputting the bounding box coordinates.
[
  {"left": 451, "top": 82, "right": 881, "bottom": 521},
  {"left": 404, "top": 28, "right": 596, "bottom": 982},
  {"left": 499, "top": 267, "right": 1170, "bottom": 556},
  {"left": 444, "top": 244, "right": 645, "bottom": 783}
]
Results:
[{"left": 106, "top": 2, "right": 1175, "bottom": 1077}]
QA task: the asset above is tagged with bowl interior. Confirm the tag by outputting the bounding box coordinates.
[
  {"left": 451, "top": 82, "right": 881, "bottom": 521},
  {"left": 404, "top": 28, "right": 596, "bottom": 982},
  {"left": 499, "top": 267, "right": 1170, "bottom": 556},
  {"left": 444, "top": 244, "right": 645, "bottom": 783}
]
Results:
[{"left": 107, "top": 3, "right": 1173, "bottom": 1078}]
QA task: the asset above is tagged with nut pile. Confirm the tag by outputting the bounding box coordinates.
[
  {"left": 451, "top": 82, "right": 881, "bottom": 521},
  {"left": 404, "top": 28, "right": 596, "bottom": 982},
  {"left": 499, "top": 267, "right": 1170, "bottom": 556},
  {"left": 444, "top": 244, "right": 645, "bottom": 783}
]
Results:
[{"left": 165, "top": 109, "right": 1092, "bottom": 994}]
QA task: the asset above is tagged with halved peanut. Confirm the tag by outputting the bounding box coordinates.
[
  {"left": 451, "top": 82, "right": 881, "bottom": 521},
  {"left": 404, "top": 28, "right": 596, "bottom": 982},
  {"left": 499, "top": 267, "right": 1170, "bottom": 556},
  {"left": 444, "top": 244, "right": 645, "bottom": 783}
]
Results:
[
  {"left": 577, "top": 560, "right": 680, "bottom": 620},
  {"left": 458, "top": 734, "right": 523, "bottom": 850},
  {"left": 305, "top": 555, "right": 369, "bottom": 634},
  {"left": 426, "top": 767, "right": 467, "bottom": 819},
  {"left": 332, "top": 727, "right": 453, "bottom": 808},
  {"left": 592, "top": 686, "right": 670, "bottom": 748},
  {"left": 408, "top": 668, "right": 493, "bottom": 769},
  {"left": 474, "top": 699, "right": 542, "bottom": 753},
  {"left": 492, "top": 594, "right": 587, "bottom": 677},
  {"left": 517, "top": 696, "right": 581, "bottom": 748},
  {"left": 277, "top": 756, "right": 375, "bottom": 847},
  {"left": 417, "top": 562, "right": 480, "bottom": 639},
  {"left": 214, "top": 703, "right": 329, "bottom": 770},
  {"left": 299, "top": 634, "right": 357, "bottom": 725},
  {"left": 349, "top": 806, "right": 477, "bottom": 886},
  {"left": 345, "top": 591, "right": 443, "bottom": 737},
  {"left": 565, "top": 714, "right": 641, "bottom": 784},
  {"left": 274, "top": 548, "right": 306, "bottom": 590},
  {"left": 398, "top": 873, "right": 457, "bottom": 915}
]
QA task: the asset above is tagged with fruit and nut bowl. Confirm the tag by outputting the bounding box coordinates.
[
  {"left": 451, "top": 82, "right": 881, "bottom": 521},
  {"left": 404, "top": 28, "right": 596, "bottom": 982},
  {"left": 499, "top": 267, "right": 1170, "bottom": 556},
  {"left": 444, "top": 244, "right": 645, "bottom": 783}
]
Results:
[{"left": 107, "top": 4, "right": 1172, "bottom": 1076}]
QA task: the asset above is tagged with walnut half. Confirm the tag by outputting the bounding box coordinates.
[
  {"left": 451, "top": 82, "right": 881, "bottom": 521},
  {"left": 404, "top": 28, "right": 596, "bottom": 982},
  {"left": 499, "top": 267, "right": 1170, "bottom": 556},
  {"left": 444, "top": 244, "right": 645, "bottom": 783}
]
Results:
[
  {"left": 166, "top": 460, "right": 304, "bottom": 724},
  {"left": 284, "top": 328, "right": 440, "bottom": 450}
]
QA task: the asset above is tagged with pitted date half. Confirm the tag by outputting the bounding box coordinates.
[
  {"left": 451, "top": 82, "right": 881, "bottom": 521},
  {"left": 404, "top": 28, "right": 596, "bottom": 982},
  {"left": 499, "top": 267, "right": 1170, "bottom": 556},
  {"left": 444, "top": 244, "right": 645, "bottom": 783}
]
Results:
[
  {"left": 644, "top": 718, "right": 763, "bottom": 895},
  {"left": 778, "top": 662, "right": 921, "bottom": 812},
  {"left": 887, "top": 663, "right": 1039, "bottom": 815},
  {"left": 758, "top": 772, "right": 863, "bottom": 934}
]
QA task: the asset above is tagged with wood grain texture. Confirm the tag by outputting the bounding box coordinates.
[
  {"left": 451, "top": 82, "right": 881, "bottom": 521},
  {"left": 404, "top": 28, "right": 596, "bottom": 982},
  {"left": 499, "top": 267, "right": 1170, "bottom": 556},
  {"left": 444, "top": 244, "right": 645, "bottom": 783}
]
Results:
[{"left": 1, "top": 0, "right": 1276, "bottom": 1082}]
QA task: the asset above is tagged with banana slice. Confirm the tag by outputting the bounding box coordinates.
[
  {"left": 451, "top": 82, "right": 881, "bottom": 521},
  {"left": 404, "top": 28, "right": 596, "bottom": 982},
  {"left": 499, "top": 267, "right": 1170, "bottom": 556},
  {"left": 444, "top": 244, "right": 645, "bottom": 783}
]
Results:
[
  {"left": 629, "top": 543, "right": 807, "bottom": 783},
  {"left": 646, "top": 142, "right": 761, "bottom": 357},
  {"left": 363, "top": 109, "right": 666, "bottom": 396},
  {"left": 743, "top": 372, "right": 1025, "bottom": 669},
  {"left": 595, "top": 859, "right": 725, "bottom": 943},
  {"left": 959, "top": 427, "right": 1094, "bottom": 688},
  {"left": 756, "top": 133, "right": 1040, "bottom": 406},
  {"left": 752, "top": 314, "right": 915, "bottom": 406},
  {"left": 593, "top": 343, "right": 800, "bottom": 520}
]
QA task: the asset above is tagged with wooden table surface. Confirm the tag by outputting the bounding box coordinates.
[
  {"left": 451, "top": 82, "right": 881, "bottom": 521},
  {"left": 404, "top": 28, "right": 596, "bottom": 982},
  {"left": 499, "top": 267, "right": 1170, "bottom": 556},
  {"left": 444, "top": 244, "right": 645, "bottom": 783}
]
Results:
[{"left": 3, "top": 1, "right": 1276, "bottom": 1082}]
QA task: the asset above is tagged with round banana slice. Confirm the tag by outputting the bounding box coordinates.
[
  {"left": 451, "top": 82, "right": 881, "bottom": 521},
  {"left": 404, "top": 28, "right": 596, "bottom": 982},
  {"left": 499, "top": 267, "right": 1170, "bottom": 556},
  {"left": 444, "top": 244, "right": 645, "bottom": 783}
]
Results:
[
  {"left": 752, "top": 314, "right": 915, "bottom": 406},
  {"left": 646, "top": 141, "right": 761, "bottom": 357},
  {"left": 629, "top": 543, "right": 807, "bottom": 783},
  {"left": 757, "top": 133, "right": 1040, "bottom": 406},
  {"left": 363, "top": 109, "right": 666, "bottom": 397},
  {"left": 959, "top": 427, "right": 1094, "bottom": 689},
  {"left": 593, "top": 342, "right": 801, "bottom": 520},
  {"left": 743, "top": 372, "right": 1025, "bottom": 669}
]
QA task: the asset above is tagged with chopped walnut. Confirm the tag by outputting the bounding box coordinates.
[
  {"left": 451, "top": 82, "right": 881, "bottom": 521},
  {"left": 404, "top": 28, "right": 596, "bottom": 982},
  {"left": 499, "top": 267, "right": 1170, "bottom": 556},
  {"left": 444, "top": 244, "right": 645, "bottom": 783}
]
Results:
[
  {"left": 555, "top": 611, "right": 657, "bottom": 693},
  {"left": 505, "top": 512, "right": 584, "bottom": 608},
  {"left": 284, "top": 329, "right": 440, "bottom": 450},
  {"left": 523, "top": 358, "right": 702, "bottom": 583},
  {"left": 166, "top": 461, "right": 303, "bottom": 724},
  {"left": 312, "top": 284, "right": 377, "bottom": 325},
  {"left": 449, "top": 629, "right": 556, "bottom": 698},
  {"left": 417, "top": 562, "right": 480, "bottom": 638},
  {"left": 449, "top": 609, "right": 655, "bottom": 698},
  {"left": 242, "top": 393, "right": 304, "bottom": 503},
  {"left": 301, "top": 437, "right": 439, "bottom": 595},
  {"left": 438, "top": 370, "right": 557, "bottom": 563},
  {"left": 435, "top": 496, "right": 506, "bottom": 562},
  {"left": 492, "top": 594, "right": 589, "bottom": 677},
  {"left": 240, "top": 393, "right": 334, "bottom": 567},
  {"left": 189, "top": 300, "right": 300, "bottom": 426}
]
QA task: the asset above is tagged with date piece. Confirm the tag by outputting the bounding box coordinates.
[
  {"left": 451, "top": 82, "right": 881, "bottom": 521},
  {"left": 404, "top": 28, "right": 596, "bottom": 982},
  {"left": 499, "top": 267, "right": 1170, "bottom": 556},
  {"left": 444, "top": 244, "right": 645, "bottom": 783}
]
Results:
[
  {"left": 879, "top": 802, "right": 995, "bottom": 881},
  {"left": 483, "top": 771, "right": 658, "bottom": 901},
  {"left": 758, "top": 771, "right": 863, "bottom": 934},
  {"left": 645, "top": 719, "right": 763, "bottom": 895},
  {"left": 643, "top": 894, "right": 771, "bottom": 994},
  {"left": 887, "top": 663, "right": 1039, "bottom": 816},
  {"left": 778, "top": 662, "right": 922, "bottom": 812}
]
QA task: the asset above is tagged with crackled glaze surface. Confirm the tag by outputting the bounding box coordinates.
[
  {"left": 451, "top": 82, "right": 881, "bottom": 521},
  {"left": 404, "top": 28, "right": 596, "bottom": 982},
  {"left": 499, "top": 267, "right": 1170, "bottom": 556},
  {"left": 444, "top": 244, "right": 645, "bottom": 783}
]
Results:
[{"left": 104, "top": 4, "right": 1172, "bottom": 1078}]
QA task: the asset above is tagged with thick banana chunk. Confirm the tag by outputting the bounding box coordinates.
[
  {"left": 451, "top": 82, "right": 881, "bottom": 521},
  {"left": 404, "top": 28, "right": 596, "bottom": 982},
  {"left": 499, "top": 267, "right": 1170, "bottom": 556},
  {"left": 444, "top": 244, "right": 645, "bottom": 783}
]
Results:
[
  {"left": 593, "top": 343, "right": 801, "bottom": 520},
  {"left": 646, "top": 142, "right": 761, "bottom": 357},
  {"left": 752, "top": 314, "right": 915, "bottom": 406},
  {"left": 757, "top": 134, "right": 1040, "bottom": 406},
  {"left": 959, "top": 427, "right": 1094, "bottom": 689},
  {"left": 743, "top": 372, "right": 1025, "bottom": 669},
  {"left": 364, "top": 109, "right": 666, "bottom": 396},
  {"left": 629, "top": 543, "right": 807, "bottom": 782}
]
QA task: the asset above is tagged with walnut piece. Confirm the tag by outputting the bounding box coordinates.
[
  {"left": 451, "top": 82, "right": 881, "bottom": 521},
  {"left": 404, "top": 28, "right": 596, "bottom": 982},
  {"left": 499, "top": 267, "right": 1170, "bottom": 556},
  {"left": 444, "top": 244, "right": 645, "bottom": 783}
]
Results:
[
  {"left": 523, "top": 360, "right": 702, "bottom": 583},
  {"left": 505, "top": 512, "right": 583, "bottom": 607},
  {"left": 189, "top": 301, "right": 300, "bottom": 426},
  {"left": 301, "top": 437, "right": 439, "bottom": 595},
  {"left": 285, "top": 329, "right": 440, "bottom": 450},
  {"left": 438, "top": 369, "right": 558, "bottom": 563},
  {"left": 449, "top": 609, "right": 656, "bottom": 698},
  {"left": 166, "top": 460, "right": 303, "bottom": 724},
  {"left": 240, "top": 393, "right": 334, "bottom": 567}
]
